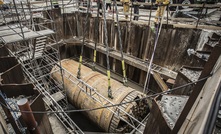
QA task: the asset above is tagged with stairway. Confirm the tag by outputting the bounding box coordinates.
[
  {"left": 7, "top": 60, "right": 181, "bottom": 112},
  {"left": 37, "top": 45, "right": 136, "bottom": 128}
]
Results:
[{"left": 32, "top": 36, "right": 48, "bottom": 58}]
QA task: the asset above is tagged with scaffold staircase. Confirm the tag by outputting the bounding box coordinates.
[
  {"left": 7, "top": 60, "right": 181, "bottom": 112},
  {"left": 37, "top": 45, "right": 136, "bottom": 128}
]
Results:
[{"left": 32, "top": 36, "right": 48, "bottom": 58}]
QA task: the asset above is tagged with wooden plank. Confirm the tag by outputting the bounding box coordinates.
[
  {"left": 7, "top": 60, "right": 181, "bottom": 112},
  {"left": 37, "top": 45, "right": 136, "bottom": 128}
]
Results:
[
  {"left": 43, "top": 91, "right": 65, "bottom": 106},
  {"left": 166, "top": 79, "right": 175, "bottom": 85},
  {"left": 0, "top": 46, "right": 9, "bottom": 57},
  {"left": 173, "top": 23, "right": 221, "bottom": 30},
  {"left": 1, "top": 64, "right": 24, "bottom": 84},
  {"left": 0, "top": 57, "right": 18, "bottom": 73},
  {"left": 65, "top": 37, "right": 178, "bottom": 79},
  {"left": 31, "top": 95, "right": 53, "bottom": 134},
  {"left": 152, "top": 72, "right": 169, "bottom": 92},
  {"left": 0, "top": 83, "right": 35, "bottom": 98}
]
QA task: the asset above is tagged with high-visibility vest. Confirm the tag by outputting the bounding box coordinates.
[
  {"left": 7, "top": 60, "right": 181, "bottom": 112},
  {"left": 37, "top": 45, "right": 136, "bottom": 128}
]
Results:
[
  {"left": 0, "top": 0, "right": 4, "bottom": 5},
  {"left": 156, "top": 0, "right": 169, "bottom": 5}
]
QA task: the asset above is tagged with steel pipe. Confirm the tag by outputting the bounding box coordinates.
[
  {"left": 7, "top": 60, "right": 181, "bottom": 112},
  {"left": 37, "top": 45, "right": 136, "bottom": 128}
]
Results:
[
  {"left": 17, "top": 98, "right": 40, "bottom": 134},
  {"left": 51, "top": 59, "right": 149, "bottom": 133}
]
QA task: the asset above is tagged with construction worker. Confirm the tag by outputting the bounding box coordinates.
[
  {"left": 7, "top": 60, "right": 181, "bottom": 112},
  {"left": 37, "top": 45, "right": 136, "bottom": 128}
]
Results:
[
  {"left": 132, "top": 0, "right": 139, "bottom": 21},
  {"left": 106, "top": 0, "right": 111, "bottom": 11},
  {"left": 154, "top": 0, "right": 169, "bottom": 24},
  {"left": 0, "top": 0, "right": 3, "bottom": 5},
  {"left": 0, "top": 0, "right": 3, "bottom": 10},
  {"left": 52, "top": 0, "right": 59, "bottom": 8},
  {"left": 121, "top": 0, "right": 130, "bottom": 19},
  {"left": 0, "top": 0, "right": 9, "bottom": 11},
  {"left": 98, "top": 0, "right": 102, "bottom": 16}
]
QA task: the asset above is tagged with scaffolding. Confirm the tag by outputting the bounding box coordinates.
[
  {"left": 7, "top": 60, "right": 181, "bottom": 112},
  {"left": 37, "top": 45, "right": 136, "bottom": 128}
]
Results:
[
  {"left": 0, "top": 0, "right": 153, "bottom": 133},
  {"left": 0, "top": 0, "right": 83, "bottom": 133},
  {"left": 0, "top": 0, "right": 189, "bottom": 133}
]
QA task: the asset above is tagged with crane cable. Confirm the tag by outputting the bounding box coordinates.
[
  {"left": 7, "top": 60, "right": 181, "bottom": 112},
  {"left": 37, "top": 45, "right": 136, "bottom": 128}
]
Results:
[
  {"left": 113, "top": 0, "right": 128, "bottom": 86},
  {"left": 92, "top": 0, "right": 101, "bottom": 71},
  {"left": 77, "top": 0, "right": 91, "bottom": 79},
  {"left": 143, "top": 6, "right": 166, "bottom": 93},
  {"left": 102, "top": 0, "right": 113, "bottom": 99}
]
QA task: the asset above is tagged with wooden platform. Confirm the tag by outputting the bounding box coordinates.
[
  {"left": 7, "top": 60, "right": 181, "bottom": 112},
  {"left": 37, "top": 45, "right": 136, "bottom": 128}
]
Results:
[{"left": 43, "top": 91, "right": 65, "bottom": 107}]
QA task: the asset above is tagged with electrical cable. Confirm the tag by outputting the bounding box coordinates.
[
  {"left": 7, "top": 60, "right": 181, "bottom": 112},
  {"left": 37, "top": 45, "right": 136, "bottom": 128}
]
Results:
[{"left": 0, "top": 74, "right": 212, "bottom": 114}]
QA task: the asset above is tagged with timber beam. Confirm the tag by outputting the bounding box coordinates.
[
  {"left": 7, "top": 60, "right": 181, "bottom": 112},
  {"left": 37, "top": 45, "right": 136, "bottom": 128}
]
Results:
[{"left": 64, "top": 37, "right": 178, "bottom": 80}]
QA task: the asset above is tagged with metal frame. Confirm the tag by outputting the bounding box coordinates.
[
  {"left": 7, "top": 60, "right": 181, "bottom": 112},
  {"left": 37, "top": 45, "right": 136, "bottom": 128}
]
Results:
[
  {"left": 0, "top": 0, "right": 84, "bottom": 133},
  {"left": 7, "top": 47, "right": 84, "bottom": 134}
]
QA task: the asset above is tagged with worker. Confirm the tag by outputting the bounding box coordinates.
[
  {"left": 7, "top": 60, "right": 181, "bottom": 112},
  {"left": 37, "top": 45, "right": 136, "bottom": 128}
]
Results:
[
  {"left": 0, "top": 0, "right": 3, "bottom": 10},
  {"left": 106, "top": 0, "right": 111, "bottom": 11},
  {"left": 98, "top": 0, "right": 102, "bottom": 16},
  {"left": 52, "top": 0, "right": 59, "bottom": 8},
  {"left": 121, "top": 0, "right": 130, "bottom": 19},
  {"left": 0, "top": 0, "right": 9, "bottom": 11},
  {"left": 154, "top": 0, "right": 169, "bottom": 24},
  {"left": 0, "top": 0, "right": 3, "bottom": 5},
  {"left": 132, "top": 0, "right": 139, "bottom": 21}
]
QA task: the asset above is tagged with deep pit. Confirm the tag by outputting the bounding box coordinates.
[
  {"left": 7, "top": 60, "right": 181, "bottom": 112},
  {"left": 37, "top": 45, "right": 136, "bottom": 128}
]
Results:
[{"left": 0, "top": 3, "right": 220, "bottom": 134}]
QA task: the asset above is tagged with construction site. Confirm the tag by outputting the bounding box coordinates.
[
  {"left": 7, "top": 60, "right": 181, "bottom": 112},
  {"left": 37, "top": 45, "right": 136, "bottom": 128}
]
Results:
[{"left": 0, "top": 0, "right": 220, "bottom": 133}]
